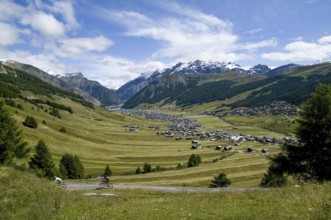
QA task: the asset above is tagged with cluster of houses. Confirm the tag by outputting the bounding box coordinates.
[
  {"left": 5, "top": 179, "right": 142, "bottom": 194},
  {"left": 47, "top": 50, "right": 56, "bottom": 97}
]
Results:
[
  {"left": 119, "top": 109, "right": 297, "bottom": 151},
  {"left": 205, "top": 101, "right": 299, "bottom": 117}
]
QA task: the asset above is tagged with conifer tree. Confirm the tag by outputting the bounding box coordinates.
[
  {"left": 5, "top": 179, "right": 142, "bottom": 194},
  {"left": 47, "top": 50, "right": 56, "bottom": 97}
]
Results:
[
  {"left": 29, "top": 140, "right": 56, "bottom": 178},
  {"left": 143, "top": 162, "right": 152, "bottom": 173},
  {"left": 104, "top": 165, "right": 112, "bottom": 176},
  {"left": 263, "top": 84, "right": 331, "bottom": 184},
  {"left": 0, "top": 101, "right": 29, "bottom": 165},
  {"left": 59, "top": 153, "right": 85, "bottom": 179},
  {"left": 188, "top": 154, "right": 202, "bottom": 167}
]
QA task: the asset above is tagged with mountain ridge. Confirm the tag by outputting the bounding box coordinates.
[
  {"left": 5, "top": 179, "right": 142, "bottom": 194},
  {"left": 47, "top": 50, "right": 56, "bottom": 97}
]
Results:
[
  {"left": 1, "top": 60, "right": 120, "bottom": 106},
  {"left": 117, "top": 60, "right": 300, "bottom": 102},
  {"left": 122, "top": 62, "right": 331, "bottom": 109},
  {"left": 58, "top": 72, "right": 120, "bottom": 106}
]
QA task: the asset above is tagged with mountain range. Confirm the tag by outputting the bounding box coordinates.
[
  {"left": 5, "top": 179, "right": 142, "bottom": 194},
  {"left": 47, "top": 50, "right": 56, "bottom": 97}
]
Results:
[
  {"left": 121, "top": 61, "right": 331, "bottom": 109},
  {"left": 2, "top": 59, "right": 331, "bottom": 110},
  {"left": 116, "top": 60, "right": 300, "bottom": 102}
]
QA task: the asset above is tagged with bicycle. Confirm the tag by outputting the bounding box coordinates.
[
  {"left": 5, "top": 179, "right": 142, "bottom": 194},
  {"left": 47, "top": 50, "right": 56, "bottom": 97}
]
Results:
[
  {"left": 99, "top": 180, "right": 113, "bottom": 189},
  {"left": 56, "top": 181, "right": 67, "bottom": 189}
]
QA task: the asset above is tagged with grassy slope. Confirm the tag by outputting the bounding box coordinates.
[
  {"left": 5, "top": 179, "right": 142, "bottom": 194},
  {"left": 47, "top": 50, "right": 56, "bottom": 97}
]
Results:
[
  {"left": 2, "top": 95, "right": 295, "bottom": 187},
  {"left": 1, "top": 166, "right": 331, "bottom": 220}
]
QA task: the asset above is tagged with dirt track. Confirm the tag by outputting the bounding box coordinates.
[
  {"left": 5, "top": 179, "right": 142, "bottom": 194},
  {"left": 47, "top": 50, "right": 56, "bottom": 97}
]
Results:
[{"left": 65, "top": 183, "right": 265, "bottom": 193}]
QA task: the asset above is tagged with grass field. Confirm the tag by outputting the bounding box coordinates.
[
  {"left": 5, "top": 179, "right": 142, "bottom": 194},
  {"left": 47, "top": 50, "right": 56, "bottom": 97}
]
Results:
[
  {"left": 1, "top": 166, "right": 330, "bottom": 220},
  {"left": 2, "top": 96, "right": 293, "bottom": 187}
]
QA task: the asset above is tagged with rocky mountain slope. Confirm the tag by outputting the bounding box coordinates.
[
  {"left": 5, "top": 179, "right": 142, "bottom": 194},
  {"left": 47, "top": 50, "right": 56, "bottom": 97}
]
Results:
[
  {"left": 58, "top": 72, "right": 120, "bottom": 106},
  {"left": 1, "top": 61, "right": 120, "bottom": 106}
]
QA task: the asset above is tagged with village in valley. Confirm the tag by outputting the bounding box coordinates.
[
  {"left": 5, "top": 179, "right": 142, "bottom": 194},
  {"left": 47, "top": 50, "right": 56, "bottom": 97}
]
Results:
[{"left": 119, "top": 108, "right": 297, "bottom": 155}]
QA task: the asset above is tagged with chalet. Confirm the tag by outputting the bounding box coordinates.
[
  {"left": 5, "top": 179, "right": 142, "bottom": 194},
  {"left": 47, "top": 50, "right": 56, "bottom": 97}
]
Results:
[
  {"left": 191, "top": 140, "right": 202, "bottom": 149},
  {"left": 224, "top": 146, "right": 233, "bottom": 151},
  {"left": 246, "top": 147, "right": 255, "bottom": 153},
  {"left": 230, "top": 135, "right": 245, "bottom": 143},
  {"left": 215, "top": 145, "right": 222, "bottom": 150}
]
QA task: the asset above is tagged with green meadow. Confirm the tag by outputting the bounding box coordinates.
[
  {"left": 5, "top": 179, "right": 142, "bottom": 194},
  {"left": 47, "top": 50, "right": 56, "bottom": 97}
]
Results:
[
  {"left": 1, "top": 166, "right": 330, "bottom": 220},
  {"left": 1, "top": 95, "right": 290, "bottom": 187}
]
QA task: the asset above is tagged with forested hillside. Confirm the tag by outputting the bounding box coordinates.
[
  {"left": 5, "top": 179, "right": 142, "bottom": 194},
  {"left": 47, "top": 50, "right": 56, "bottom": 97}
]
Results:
[
  {"left": 123, "top": 63, "right": 331, "bottom": 109},
  {"left": 0, "top": 63, "right": 94, "bottom": 108}
]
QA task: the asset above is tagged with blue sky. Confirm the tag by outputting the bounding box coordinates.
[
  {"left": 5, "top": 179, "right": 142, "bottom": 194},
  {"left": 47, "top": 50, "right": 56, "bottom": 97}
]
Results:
[{"left": 1, "top": 0, "right": 331, "bottom": 88}]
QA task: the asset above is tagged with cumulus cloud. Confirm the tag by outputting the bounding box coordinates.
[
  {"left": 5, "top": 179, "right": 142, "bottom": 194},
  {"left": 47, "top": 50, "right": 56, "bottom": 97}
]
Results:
[
  {"left": 0, "top": 48, "right": 68, "bottom": 74},
  {"left": 0, "top": 0, "right": 24, "bottom": 21},
  {"left": 21, "top": 12, "right": 65, "bottom": 37},
  {"left": 0, "top": 22, "right": 22, "bottom": 46},
  {"left": 262, "top": 35, "right": 331, "bottom": 62},
  {"left": 81, "top": 55, "right": 168, "bottom": 88},
  {"left": 318, "top": 35, "right": 331, "bottom": 44},
  {"left": 56, "top": 36, "right": 113, "bottom": 58}
]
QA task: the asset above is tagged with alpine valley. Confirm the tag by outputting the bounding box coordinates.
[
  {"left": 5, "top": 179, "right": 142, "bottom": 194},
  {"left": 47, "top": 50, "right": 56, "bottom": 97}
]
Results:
[{"left": 1, "top": 59, "right": 331, "bottom": 219}]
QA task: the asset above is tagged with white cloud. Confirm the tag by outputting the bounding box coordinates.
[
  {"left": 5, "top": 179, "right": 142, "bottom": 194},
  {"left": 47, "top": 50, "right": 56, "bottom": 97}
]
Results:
[
  {"left": 160, "top": 1, "right": 233, "bottom": 31},
  {"left": 244, "top": 28, "right": 263, "bottom": 35},
  {"left": 0, "top": 0, "right": 24, "bottom": 21},
  {"left": 0, "top": 48, "right": 67, "bottom": 74},
  {"left": 56, "top": 36, "right": 113, "bottom": 58},
  {"left": 318, "top": 35, "right": 331, "bottom": 44},
  {"left": 21, "top": 12, "right": 65, "bottom": 37},
  {"left": 242, "top": 38, "right": 278, "bottom": 51},
  {"left": 0, "top": 22, "right": 22, "bottom": 46},
  {"left": 47, "top": 0, "right": 79, "bottom": 30},
  {"left": 262, "top": 36, "right": 331, "bottom": 62},
  {"left": 108, "top": 4, "right": 275, "bottom": 63}
]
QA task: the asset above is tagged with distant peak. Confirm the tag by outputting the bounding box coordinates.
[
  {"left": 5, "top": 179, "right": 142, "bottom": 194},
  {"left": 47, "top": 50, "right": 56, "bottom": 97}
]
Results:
[{"left": 63, "top": 72, "right": 84, "bottom": 78}]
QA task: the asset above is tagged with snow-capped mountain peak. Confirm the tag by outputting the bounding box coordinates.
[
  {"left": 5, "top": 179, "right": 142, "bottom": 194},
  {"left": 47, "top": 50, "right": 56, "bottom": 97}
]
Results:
[
  {"left": 148, "top": 60, "right": 247, "bottom": 78},
  {"left": 61, "top": 72, "right": 84, "bottom": 78}
]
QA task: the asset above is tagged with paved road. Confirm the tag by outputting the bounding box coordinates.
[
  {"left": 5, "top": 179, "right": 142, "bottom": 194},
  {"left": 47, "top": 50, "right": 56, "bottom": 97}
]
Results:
[{"left": 65, "top": 183, "right": 266, "bottom": 193}]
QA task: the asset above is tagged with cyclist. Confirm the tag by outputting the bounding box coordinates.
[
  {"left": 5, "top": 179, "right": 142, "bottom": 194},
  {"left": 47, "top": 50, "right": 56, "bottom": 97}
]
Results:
[
  {"left": 103, "top": 174, "right": 110, "bottom": 185},
  {"left": 54, "top": 176, "right": 62, "bottom": 184}
]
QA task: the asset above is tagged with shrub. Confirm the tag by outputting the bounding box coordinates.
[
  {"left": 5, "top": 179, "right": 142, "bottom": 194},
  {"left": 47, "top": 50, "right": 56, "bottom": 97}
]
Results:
[
  {"left": 16, "top": 104, "right": 23, "bottom": 110},
  {"left": 210, "top": 172, "right": 231, "bottom": 188},
  {"left": 135, "top": 166, "right": 142, "bottom": 174},
  {"left": 177, "top": 163, "right": 185, "bottom": 169},
  {"left": 59, "top": 127, "right": 66, "bottom": 133},
  {"left": 5, "top": 99, "right": 16, "bottom": 107},
  {"left": 23, "top": 116, "right": 38, "bottom": 129}
]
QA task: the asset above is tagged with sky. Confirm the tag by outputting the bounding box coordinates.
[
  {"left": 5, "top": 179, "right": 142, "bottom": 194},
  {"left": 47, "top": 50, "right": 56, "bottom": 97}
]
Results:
[{"left": 1, "top": 0, "right": 331, "bottom": 89}]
